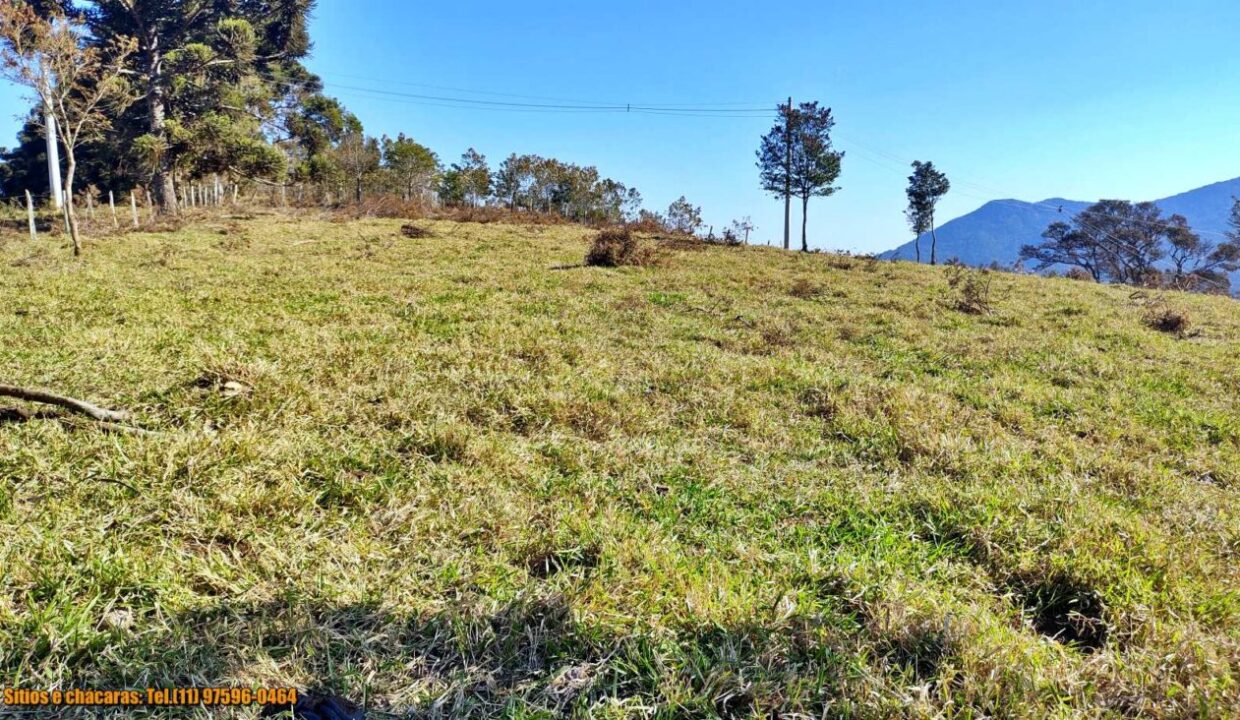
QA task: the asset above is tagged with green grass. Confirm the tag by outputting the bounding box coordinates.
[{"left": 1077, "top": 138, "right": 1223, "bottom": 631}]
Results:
[{"left": 1, "top": 213, "right": 1237, "bottom": 718}]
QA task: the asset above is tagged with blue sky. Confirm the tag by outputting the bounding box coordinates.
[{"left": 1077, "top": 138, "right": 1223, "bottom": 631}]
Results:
[{"left": 4, "top": 0, "right": 1240, "bottom": 252}]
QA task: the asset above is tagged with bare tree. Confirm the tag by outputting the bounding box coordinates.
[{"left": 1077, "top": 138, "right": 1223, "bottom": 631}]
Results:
[
  {"left": 729, "top": 217, "right": 756, "bottom": 244},
  {"left": 0, "top": 1, "right": 136, "bottom": 255}
]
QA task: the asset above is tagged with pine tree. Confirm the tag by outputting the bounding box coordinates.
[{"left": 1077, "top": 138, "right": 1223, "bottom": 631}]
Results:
[{"left": 905, "top": 161, "right": 951, "bottom": 265}]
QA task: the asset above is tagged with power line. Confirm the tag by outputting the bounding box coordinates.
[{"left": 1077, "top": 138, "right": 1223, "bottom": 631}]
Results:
[
  {"left": 271, "top": 74, "right": 1234, "bottom": 242},
  {"left": 327, "top": 87, "right": 780, "bottom": 118},
  {"left": 321, "top": 71, "right": 779, "bottom": 109},
  {"left": 326, "top": 82, "right": 779, "bottom": 115}
]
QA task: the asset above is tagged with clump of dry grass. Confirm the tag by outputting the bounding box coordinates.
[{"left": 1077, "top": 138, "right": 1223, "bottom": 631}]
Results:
[
  {"left": 788, "top": 278, "right": 827, "bottom": 299},
  {"left": 945, "top": 263, "right": 1000, "bottom": 314},
  {"left": 584, "top": 227, "right": 658, "bottom": 267},
  {"left": 1142, "top": 298, "right": 1192, "bottom": 335},
  {"left": 399, "top": 223, "right": 434, "bottom": 239}
]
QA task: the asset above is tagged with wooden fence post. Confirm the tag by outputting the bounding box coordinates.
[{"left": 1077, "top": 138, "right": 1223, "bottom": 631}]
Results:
[
  {"left": 26, "top": 190, "right": 37, "bottom": 241},
  {"left": 130, "top": 192, "right": 139, "bottom": 228},
  {"left": 109, "top": 191, "right": 118, "bottom": 228}
]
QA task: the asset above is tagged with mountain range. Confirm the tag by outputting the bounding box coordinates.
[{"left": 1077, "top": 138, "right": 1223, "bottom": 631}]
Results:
[{"left": 879, "top": 176, "right": 1240, "bottom": 287}]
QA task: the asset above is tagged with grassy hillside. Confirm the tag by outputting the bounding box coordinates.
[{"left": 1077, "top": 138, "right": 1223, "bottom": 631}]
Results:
[{"left": 1, "top": 215, "right": 1237, "bottom": 718}]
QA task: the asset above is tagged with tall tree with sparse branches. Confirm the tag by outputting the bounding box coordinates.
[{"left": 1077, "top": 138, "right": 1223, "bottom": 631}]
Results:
[
  {"left": 0, "top": 0, "right": 137, "bottom": 255},
  {"left": 905, "top": 161, "right": 951, "bottom": 265},
  {"left": 757, "top": 101, "right": 795, "bottom": 250},
  {"left": 788, "top": 102, "right": 843, "bottom": 252}
]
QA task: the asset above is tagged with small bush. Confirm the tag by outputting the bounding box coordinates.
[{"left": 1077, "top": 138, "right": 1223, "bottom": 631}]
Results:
[
  {"left": 945, "top": 263, "right": 999, "bottom": 315},
  {"left": 585, "top": 228, "right": 657, "bottom": 267},
  {"left": 1064, "top": 267, "right": 1094, "bottom": 282}
]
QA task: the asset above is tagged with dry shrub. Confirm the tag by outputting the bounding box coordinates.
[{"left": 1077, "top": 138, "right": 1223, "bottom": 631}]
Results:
[
  {"left": 585, "top": 228, "right": 658, "bottom": 267},
  {"left": 825, "top": 254, "right": 855, "bottom": 271},
  {"left": 399, "top": 224, "right": 434, "bottom": 239},
  {"left": 429, "top": 205, "right": 567, "bottom": 226},
  {"left": 1064, "top": 267, "right": 1094, "bottom": 282},
  {"left": 625, "top": 215, "right": 667, "bottom": 234},
  {"left": 789, "top": 278, "right": 827, "bottom": 299},
  {"left": 759, "top": 320, "right": 798, "bottom": 348},
  {"left": 654, "top": 234, "right": 711, "bottom": 252},
  {"left": 1133, "top": 293, "right": 1192, "bottom": 335},
  {"left": 945, "top": 263, "right": 999, "bottom": 315},
  {"left": 334, "top": 195, "right": 430, "bottom": 220},
  {"left": 1145, "top": 306, "right": 1191, "bottom": 334}
]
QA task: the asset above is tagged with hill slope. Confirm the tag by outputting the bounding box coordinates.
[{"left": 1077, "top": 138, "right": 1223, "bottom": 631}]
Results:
[
  {"left": 881, "top": 176, "right": 1240, "bottom": 284},
  {"left": 1, "top": 217, "right": 1238, "bottom": 718},
  {"left": 881, "top": 197, "right": 1091, "bottom": 266}
]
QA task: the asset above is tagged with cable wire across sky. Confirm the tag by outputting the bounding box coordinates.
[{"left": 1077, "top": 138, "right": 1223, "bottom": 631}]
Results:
[{"left": 295, "top": 72, "right": 1235, "bottom": 240}]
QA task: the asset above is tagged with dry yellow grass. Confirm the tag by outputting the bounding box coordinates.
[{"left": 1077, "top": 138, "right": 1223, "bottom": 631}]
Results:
[{"left": 0, "top": 213, "right": 1237, "bottom": 718}]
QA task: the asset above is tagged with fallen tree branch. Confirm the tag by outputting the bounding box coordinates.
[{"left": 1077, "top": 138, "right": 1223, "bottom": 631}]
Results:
[{"left": 0, "top": 384, "right": 132, "bottom": 423}]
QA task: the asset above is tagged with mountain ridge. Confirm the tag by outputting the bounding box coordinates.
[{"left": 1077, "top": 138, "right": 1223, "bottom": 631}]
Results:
[{"left": 880, "top": 177, "right": 1240, "bottom": 286}]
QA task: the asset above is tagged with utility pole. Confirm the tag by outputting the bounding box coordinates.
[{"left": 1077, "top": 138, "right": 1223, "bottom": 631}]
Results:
[
  {"left": 783, "top": 96, "right": 792, "bottom": 251},
  {"left": 43, "top": 94, "right": 64, "bottom": 211}
]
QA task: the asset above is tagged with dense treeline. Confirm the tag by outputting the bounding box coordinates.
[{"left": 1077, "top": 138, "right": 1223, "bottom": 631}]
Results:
[{"left": 0, "top": 0, "right": 660, "bottom": 228}]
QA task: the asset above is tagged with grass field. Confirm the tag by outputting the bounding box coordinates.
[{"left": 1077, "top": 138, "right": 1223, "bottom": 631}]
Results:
[{"left": 0, "top": 214, "right": 1237, "bottom": 718}]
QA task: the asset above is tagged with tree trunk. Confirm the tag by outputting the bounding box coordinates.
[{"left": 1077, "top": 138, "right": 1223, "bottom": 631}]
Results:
[
  {"left": 930, "top": 219, "right": 938, "bottom": 266},
  {"left": 801, "top": 196, "right": 810, "bottom": 252},
  {"left": 64, "top": 156, "right": 81, "bottom": 256},
  {"left": 915, "top": 236, "right": 921, "bottom": 263},
  {"left": 145, "top": 40, "right": 177, "bottom": 214}
]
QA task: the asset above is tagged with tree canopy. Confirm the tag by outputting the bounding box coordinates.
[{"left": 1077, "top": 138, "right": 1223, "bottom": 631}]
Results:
[
  {"left": 905, "top": 161, "right": 951, "bottom": 265},
  {"left": 758, "top": 101, "right": 843, "bottom": 252},
  {"left": 6, "top": 0, "right": 325, "bottom": 210},
  {"left": 1021, "top": 200, "right": 1240, "bottom": 293}
]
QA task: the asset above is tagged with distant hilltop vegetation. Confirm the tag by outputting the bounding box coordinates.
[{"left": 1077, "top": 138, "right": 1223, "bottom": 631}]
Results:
[{"left": 882, "top": 176, "right": 1240, "bottom": 290}]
